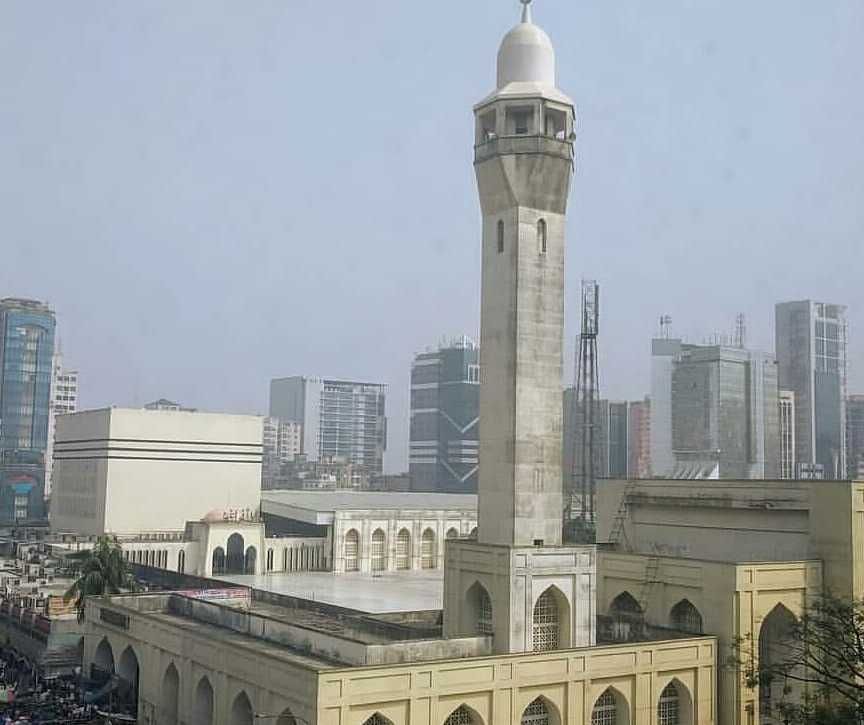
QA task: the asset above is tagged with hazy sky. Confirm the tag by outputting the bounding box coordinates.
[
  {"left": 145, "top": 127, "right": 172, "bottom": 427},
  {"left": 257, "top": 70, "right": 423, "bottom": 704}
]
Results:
[{"left": 2, "top": 1, "right": 862, "bottom": 472}]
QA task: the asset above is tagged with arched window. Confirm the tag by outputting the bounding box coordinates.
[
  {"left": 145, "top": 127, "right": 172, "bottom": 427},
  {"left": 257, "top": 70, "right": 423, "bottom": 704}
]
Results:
[
  {"left": 231, "top": 691, "right": 254, "bottom": 725},
  {"left": 177, "top": 550, "right": 185, "bottom": 574},
  {"left": 396, "top": 529, "right": 411, "bottom": 570},
  {"left": 759, "top": 604, "right": 799, "bottom": 715},
  {"left": 533, "top": 588, "right": 561, "bottom": 651},
  {"left": 420, "top": 529, "right": 436, "bottom": 569},
  {"left": 162, "top": 663, "right": 180, "bottom": 725},
  {"left": 283, "top": 548, "right": 289, "bottom": 571},
  {"left": 193, "top": 677, "right": 214, "bottom": 725},
  {"left": 446, "top": 527, "right": 459, "bottom": 540},
  {"left": 468, "top": 582, "right": 493, "bottom": 636},
  {"left": 469, "top": 526, "right": 478, "bottom": 538},
  {"left": 266, "top": 549, "right": 274, "bottom": 572},
  {"left": 538, "top": 218, "right": 547, "bottom": 255},
  {"left": 444, "top": 706, "right": 475, "bottom": 725},
  {"left": 591, "top": 690, "right": 619, "bottom": 725},
  {"left": 521, "top": 698, "right": 550, "bottom": 725},
  {"left": 244, "top": 546, "right": 257, "bottom": 574},
  {"left": 497, "top": 220, "right": 505, "bottom": 254},
  {"left": 658, "top": 682, "right": 680, "bottom": 725},
  {"left": 362, "top": 715, "right": 391, "bottom": 725},
  {"left": 344, "top": 529, "right": 359, "bottom": 572},
  {"left": 610, "top": 591, "right": 643, "bottom": 617},
  {"left": 276, "top": 708, "right": 298, "bottom": 725},
  {"left": 670, "top": 599, "right": 703, "bottom": 634},
  {"left": 371, "top": 529, "right": 387, "bottom": 572},
  {"left": 226, "top": 533, "right": 245, "bottom": 574}
]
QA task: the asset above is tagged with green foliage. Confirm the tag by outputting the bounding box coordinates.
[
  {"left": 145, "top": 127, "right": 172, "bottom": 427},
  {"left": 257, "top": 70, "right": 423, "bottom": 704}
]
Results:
[
  {"left": 63, "top": 536, "right": 138, "bottom": 622},
  {"left": 729, "top": 593, "right": 864, "bottom": 724}
]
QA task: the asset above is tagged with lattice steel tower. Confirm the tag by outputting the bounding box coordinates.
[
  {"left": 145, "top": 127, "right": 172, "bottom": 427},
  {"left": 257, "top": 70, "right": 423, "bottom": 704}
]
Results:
[{"left": 571, "top": 280, "right": 600, "bottom": 523}]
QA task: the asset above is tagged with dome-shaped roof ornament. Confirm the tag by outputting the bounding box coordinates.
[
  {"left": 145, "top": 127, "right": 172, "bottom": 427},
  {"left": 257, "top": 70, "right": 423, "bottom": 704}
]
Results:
[{"left": 497, "top": 0, "right": 555, "bottom": 89}]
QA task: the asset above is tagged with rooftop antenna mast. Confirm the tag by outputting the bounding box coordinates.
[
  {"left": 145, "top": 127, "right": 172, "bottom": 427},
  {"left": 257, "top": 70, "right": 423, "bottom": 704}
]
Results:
[{"left": 570, "top": 280, "right": 600, "bottom": 525}]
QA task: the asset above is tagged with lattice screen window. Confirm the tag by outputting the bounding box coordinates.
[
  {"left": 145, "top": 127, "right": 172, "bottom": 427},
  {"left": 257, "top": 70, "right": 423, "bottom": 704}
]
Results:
[
  {"left": 658, "top": 683, "right": 680, "bottom": 725},
  {"left": 591, "top": 691, "right": 617, "bottom": 725},
  {"left": 344, "top": 530, "right": 359, "bottom": 572},
  {"left": 670, "top": 600, "right": 703, "bottom": 634},
  {"left": 396, "top": 530, "right": 410, "bottom": 570},
  {"left": 371, "top": 530, "right": 386, "bottom": 571},
  {"left": 420, "top": 530, "right": 436, "bottom": 569},
  {"left": 444, "top": 706, "right": 474, "bottom": 725},
  {"left": 521, "top": 698, "right": 550, "bottom": 725},
  {"left": 363, "top": 714, "right": 390, "bottom": 725},
  {"left": 532, "top": 590, "right": 560, "bottom": 651},
  {"left": 477, "top": 588, "right": 493, "bottom": 636}
]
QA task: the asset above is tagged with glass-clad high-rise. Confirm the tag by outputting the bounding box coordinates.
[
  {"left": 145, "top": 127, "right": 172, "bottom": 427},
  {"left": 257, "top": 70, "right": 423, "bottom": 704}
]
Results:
[{"left": 0, "top": 298, "right": 56, "bottom": 521}]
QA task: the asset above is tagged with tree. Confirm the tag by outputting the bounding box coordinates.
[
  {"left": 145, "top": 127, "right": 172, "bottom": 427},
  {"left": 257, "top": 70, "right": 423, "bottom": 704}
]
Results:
[
  {"left": 64, "top": 536, "right": 138, "bottom": 622},
  {"left": 732, "top": 593, "right": 864, "bottom": 725}
]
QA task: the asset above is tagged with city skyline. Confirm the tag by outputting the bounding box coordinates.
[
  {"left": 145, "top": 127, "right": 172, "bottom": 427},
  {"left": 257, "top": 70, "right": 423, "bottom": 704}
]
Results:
[{"left": 2, "top": 1, "right": 863, "bottom": 472}]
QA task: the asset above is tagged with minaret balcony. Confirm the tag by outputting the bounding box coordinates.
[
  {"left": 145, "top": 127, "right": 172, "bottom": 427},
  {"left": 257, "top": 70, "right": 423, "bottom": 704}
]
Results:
[{"left": 474, "top": 134, "right": 572, "bottom": 165}]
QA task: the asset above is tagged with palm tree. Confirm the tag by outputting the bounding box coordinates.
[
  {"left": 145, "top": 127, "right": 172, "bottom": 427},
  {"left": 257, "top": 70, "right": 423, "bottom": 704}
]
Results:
[{"left": 64, "top": 536, "right": 138, "bottom": 622}]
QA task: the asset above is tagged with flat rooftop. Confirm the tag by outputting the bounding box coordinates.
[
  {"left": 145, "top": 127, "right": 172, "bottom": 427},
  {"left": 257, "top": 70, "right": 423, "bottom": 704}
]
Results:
[
  {"left": 261, "top": 490, "right": 477, "bottom": 525},
  {"left": 222, "top": 570, "right": 444, "bottom": 613}
]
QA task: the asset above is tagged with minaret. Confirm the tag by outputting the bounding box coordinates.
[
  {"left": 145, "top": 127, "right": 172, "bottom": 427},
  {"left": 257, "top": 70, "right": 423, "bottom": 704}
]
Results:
[
  {"left": 474, "top": 0, "right": 574, "bottom": 548},
  {"left": 444, "top": 1, "right": 595, "bottom": 655}
]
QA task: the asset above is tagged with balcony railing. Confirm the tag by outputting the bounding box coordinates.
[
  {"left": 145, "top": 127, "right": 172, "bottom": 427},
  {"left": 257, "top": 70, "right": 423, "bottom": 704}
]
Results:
[{"left": 474, "top": 134, "right": 572, "bottom": 164}]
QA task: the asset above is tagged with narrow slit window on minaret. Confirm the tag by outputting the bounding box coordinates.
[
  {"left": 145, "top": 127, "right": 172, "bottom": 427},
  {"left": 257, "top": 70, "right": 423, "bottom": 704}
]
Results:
[
  {"left": 497, "top": 221, "right": 505, "bottom": 254},
  {"left": 538, "top": 219, "right": 547, "bottom": 255}
]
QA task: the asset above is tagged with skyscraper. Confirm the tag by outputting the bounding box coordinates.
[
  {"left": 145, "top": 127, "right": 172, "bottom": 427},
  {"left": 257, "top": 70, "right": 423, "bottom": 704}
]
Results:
[
  {"left": 627, "top": 397, "right": 651, "bottom": 478},
  {"left": 44, "top": 352, "right": 78, "bottom": 499},
  {"left": 269, "top": 377, "right": 387, "bottom": 473},
  {"left": 776, "top": 300, "right": 848, "bottom": 479},
  {"left": 847, "top": 395, "right": 864, "bottom": 480},
  {"left": 779, "top": 390, "right": 796, "bottom": 479},
  {"left": 0, "top": 298, "right": 56, "bottom": 521},
  {"left": 670, "top": 345, "right": 780, "bottom": 479},
  {"left": 649, "top": 338, "right": 682, "bottom": 477},
  {"left": 261, "top": 416, "right": 302, "bottom": 488},
  {"left": 409, "top": 338, "right": 480, "bottom": 493}
]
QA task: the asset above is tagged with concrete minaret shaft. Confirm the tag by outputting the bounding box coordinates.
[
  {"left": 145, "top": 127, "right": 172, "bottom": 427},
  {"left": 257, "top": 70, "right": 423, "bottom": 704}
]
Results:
[{"left": 474, "top": 1, "right": 575, "bottom": 548}]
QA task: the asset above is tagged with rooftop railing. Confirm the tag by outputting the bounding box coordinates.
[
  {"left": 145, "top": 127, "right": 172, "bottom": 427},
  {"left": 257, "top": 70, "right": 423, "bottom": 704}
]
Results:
[{"left": 474, "top": 134, "right": 572, "bottom": 164}]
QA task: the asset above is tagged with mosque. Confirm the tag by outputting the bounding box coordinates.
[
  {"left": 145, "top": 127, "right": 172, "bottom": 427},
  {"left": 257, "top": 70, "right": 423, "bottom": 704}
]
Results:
[{"left": 81, "top": 3, "right": 864, "bottom": 725}]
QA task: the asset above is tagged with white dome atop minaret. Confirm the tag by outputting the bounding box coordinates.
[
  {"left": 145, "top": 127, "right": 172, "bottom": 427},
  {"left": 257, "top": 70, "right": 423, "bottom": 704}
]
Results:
[{"left": 497, "top": 0, "right": 556, "bottom": 88}]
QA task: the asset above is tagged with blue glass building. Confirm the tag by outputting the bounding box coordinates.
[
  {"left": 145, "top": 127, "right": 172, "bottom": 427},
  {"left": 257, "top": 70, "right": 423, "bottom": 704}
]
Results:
[{"left": 0, "top": 298, "right": 56, "bottom": 522}]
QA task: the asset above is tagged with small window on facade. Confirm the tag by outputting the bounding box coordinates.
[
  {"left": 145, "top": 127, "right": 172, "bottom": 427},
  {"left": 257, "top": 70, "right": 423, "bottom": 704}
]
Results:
[
  {"left": 497, "top": 221, "right": 505, "bottom": 254},
  {"left": 538, "top": 219, "right": 547, "bottom": 255}
]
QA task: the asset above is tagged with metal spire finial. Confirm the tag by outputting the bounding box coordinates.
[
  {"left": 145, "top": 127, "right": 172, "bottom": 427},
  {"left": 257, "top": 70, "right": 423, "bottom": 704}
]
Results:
[{"left": 520, "top": 0, "right": 533, "bottom": 23}]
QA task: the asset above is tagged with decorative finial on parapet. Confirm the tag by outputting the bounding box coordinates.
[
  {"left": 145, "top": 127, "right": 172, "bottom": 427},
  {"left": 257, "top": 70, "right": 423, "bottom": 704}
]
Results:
[{"left": 520, "top": 0, "right": 533, "bottom": 24}]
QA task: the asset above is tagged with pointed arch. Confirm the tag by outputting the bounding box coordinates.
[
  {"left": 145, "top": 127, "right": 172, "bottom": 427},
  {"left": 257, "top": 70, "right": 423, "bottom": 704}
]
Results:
[
  {"left": 758, "top": 603, "right": 800, "bottom": 717},
  {"left": 469, "top": 526, "right": 478, "bottom": 538},
  {"left": 610, "top": 591, "right": 642, "bottom": 616},
  {"left": 670, "top": 599, "right": 703, "bottom": 634},
  {"left": 193, "top": 676, "right": 214, "bottom": 725},
  {"left": 244, "top": 546, "right": 257, "bottom": 574},
  {"left": 226, "top": 533, "right": 245, "bottom": 573},
  {"left": 446, "top": 527, "right": 460, "bottom": 540},
  {"left": 521, "top": 696, "right": 560, "bottom": 725},
  {"left": 591, "top": 687, "right": 629, "bottom": 725},
  {"left": 396, "top": 528, "right": 411, "bottom": 570},
  {"left": 444, "top": 704, "right": 480, "bottom": 725},
  {"left": 212, "top": 546, "right": 226, "bottom": 575},
  {"left": 92, "top": 637, "right": 114, "bottom": 680},
  {"left": 421, "top": 528, "right": 437, "bottom": 569},
  {"left": 344, "top": 529, "right": 360, "bottom": 572},
  {"left": 466, "top": 580, "right": 494, "bottom": 636},
  {"left": 267, "top": 548, "right": 274, "bottom": 572},
  {"left": 371, "top": 528, "right": 387, "bottom": 571},
  {"left": 178, "top": 549, "right": 186, "bottom": 574},
  {"left": 533, "top": 585, "right": 571, "bottom": 651},
  {"left": 276, "top": 707, "right": 298, "bottom": 725},
  {"left": 161, "top": 662, "right": 180, "bottom": 725},
  {"left": 231, "top": 691, "right": 254, "bottom": 725},
  {"left": 362, "top": 714, "right": 393, "bottom": 725},
  {"left": 657, "top": 679, "right": 693, "bottom": 725},
  {"left": 118, "top": 646, "right": 139, "bottom": 709}
]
